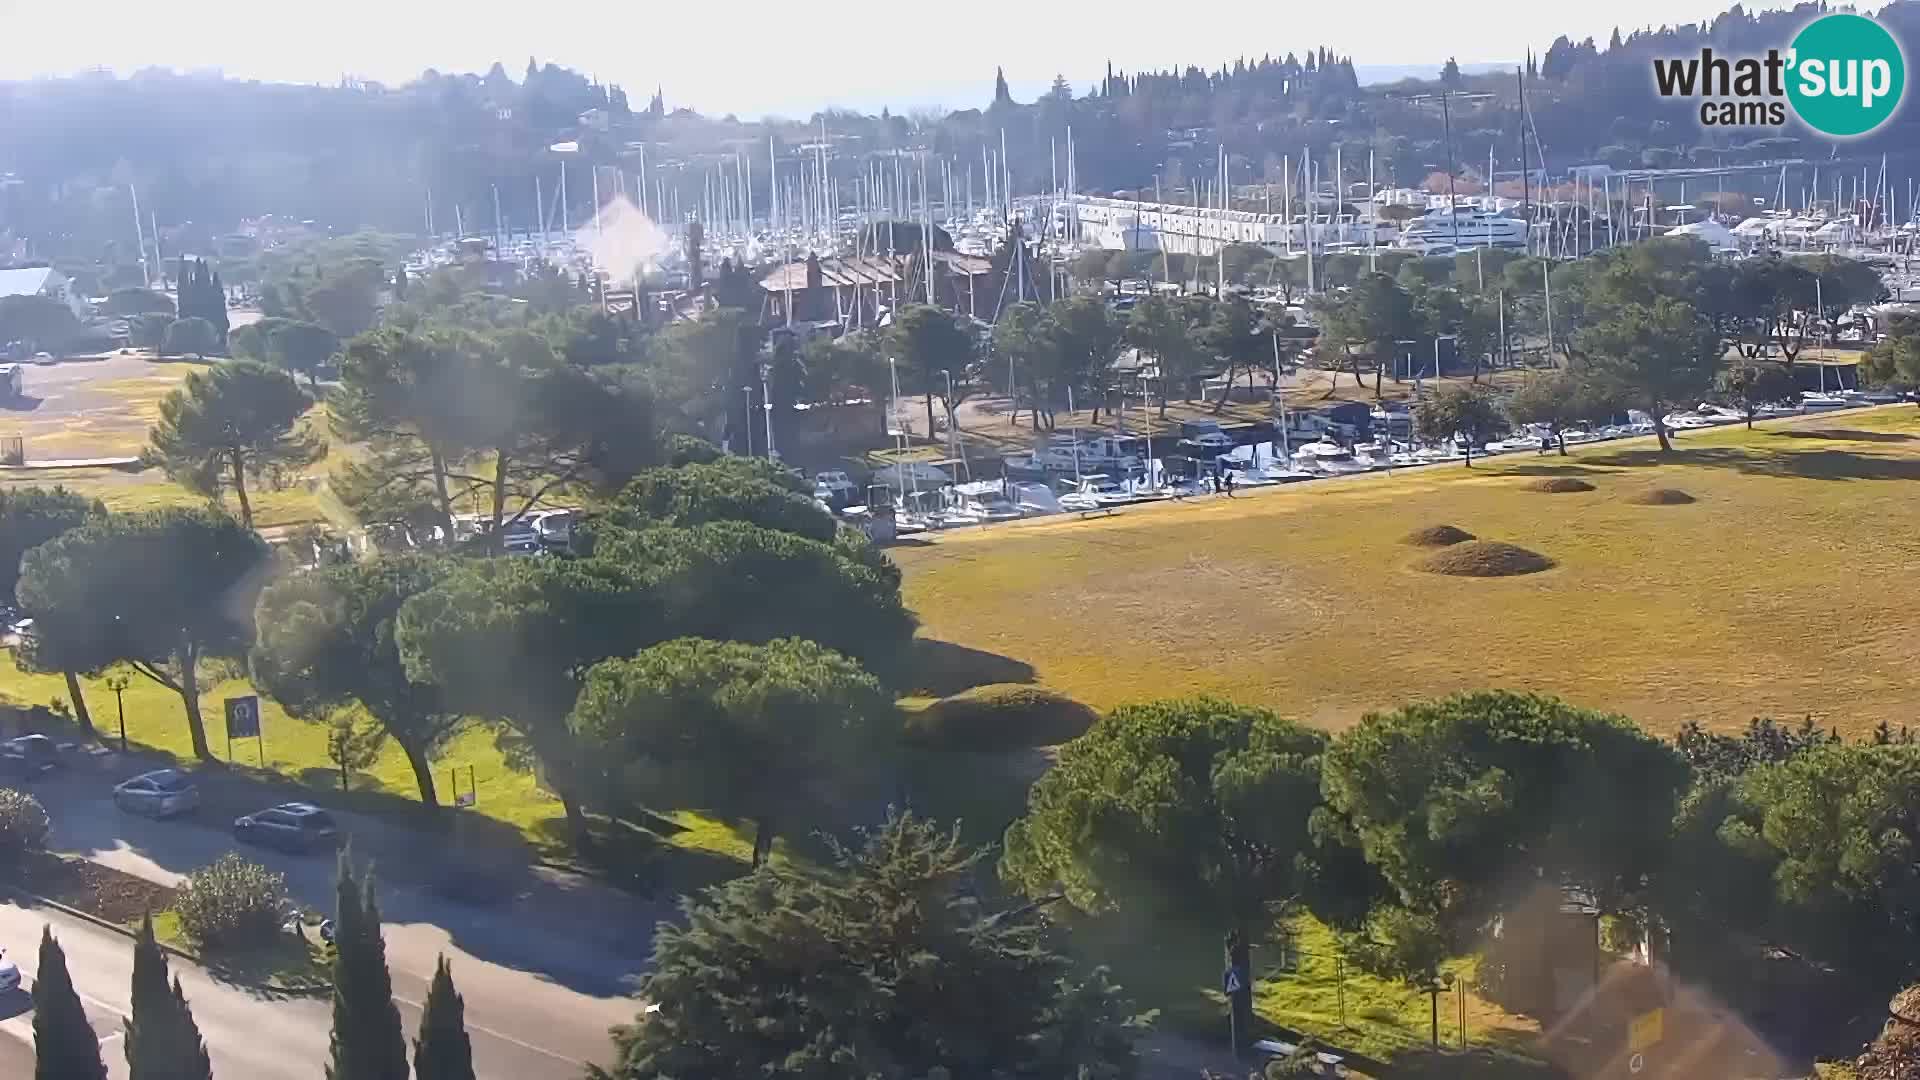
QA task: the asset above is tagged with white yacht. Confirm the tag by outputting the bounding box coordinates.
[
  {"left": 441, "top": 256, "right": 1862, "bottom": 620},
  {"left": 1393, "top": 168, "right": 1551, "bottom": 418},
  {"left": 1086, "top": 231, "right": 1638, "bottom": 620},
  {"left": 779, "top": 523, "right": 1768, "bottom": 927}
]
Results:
[{"left": 1393, "top": 206, "right": 1529, "bottom": 255}]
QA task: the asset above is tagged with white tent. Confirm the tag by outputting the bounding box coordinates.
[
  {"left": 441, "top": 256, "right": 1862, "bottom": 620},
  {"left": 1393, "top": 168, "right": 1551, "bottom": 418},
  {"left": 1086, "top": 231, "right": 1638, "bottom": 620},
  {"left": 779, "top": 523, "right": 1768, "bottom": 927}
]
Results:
[{"left": 1668, "top": 219, "right": 1741, "bottom": 250}]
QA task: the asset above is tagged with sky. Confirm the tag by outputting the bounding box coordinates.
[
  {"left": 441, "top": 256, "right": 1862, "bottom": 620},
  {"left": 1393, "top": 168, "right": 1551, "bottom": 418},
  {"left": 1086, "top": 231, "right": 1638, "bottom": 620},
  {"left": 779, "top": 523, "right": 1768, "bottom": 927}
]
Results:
[{"left": 0, "top": 0, "right": 1826, "bottom": 118}]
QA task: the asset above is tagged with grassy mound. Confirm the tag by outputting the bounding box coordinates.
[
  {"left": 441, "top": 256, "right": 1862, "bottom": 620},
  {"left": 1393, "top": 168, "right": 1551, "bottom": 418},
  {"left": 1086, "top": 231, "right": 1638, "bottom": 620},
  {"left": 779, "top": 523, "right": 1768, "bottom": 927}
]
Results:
[
  {"left": 904, "top": 684, "right": 1100, "bottom": 752},
  {"left": 1525, "top": 477, "right": 1596, "bottom": 493},
  {"left": 1403, "top": 524, "right": 1477, "bottom": 547},
  {"left": 1417, "top": 540, "right": 1555, "bottom": 577},
  {"left": 1629, "top": 488, "right": 1696, "bottom": 505}
]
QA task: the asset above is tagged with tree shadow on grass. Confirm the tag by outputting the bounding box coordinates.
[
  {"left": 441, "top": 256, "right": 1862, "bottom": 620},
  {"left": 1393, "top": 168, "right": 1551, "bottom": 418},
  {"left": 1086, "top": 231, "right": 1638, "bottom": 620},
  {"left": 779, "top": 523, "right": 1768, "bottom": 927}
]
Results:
[
  {"left": 910, "top": 638, "right": 1037, "bottom": 697},
  {"left": 1582, "top": 446, "right": 1920, "bottom": 481},
  {"left": 1772, "top": 427, "right": 1919, "bottom": 443},
  {"left": 532, "top": 813, "right": 747, "bottom": 900},
  {"left": 293, "top": 766, "right": 395, "bottom": 797},
  {"left": 1388, "top": 1047, "right": 1560, "bottom": 1078},
  {"left": 1496, "top": 463, "right": 1613, "bottom": 477}
]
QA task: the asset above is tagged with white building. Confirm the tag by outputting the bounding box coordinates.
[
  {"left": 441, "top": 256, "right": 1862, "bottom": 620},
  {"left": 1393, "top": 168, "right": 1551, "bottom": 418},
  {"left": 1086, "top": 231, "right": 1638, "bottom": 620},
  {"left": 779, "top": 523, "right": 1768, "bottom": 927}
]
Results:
[{"left": 0, "top": 267, "right": 84, "bottom": 317}]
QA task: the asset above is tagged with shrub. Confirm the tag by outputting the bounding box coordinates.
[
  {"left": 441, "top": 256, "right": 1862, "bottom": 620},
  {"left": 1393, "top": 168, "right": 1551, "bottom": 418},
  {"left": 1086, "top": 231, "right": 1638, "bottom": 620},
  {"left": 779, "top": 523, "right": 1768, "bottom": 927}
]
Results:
[
  {"left": 0, "top": 788, "right": 49, "bottom": 863},
  {"left": 1402, "top": 524, "right": 1475, "bottom": 547},
  {"left": 905, "top": 684, "right": 1099, "bottom": 752},
  {"left": 174, "top": 854, "right": 287, "bottom": 950}
]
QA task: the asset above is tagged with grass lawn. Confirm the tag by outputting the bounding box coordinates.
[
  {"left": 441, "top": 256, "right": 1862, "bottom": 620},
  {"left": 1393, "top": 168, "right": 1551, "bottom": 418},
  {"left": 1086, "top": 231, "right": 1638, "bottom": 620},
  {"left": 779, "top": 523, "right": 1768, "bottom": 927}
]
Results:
[
  {"left": 1080, "top": 912, "right": 1541, "bottom": 1064},
  {"left": 0, "top": 660, "right": 760, "bottom": 875},
  {"left": 893, "top": 404, "right": 1920, "bottom": 739}
]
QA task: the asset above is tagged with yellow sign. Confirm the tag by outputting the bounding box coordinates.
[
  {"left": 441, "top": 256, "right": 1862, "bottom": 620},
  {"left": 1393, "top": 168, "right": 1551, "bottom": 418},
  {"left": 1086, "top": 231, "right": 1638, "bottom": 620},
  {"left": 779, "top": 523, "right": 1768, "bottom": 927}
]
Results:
[{"left": 1629, "top": 1008, "right": 1664, "bottom": 1053}]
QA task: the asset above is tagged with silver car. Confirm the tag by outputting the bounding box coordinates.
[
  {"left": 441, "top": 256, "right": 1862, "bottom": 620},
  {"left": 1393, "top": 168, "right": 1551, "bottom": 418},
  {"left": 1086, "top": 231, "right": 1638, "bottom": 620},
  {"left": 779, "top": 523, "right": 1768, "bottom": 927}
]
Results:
[{"left": 113, "top": 769, "right": 201, "bottom": 819}]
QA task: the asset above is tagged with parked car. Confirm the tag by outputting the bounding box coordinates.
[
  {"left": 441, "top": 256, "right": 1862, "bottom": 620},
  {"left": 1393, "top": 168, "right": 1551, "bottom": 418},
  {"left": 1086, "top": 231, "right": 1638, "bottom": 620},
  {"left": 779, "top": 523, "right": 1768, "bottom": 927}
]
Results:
[
  {"left": 114, "top": 769, "right": 202, "bottom": 819},
  {"left": 0, "top": 948, "right": 16, "bottom": 992},
  {"left": 0, "top": 734, "right": 61, "bottom": 780},
  {"left": 233, "top": 803, "right": 340, "bottom": 854}
]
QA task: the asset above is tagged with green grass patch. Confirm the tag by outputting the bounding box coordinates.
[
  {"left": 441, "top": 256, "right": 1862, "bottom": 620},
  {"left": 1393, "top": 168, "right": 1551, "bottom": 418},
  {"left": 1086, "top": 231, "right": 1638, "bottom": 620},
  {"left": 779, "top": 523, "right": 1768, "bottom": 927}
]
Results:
[
  {"left": 893, "top": 407, "right": 1920, "bottom": 738},
  {"left": 1079, "top": 912, "right": 1541, "bottom": 1067}
]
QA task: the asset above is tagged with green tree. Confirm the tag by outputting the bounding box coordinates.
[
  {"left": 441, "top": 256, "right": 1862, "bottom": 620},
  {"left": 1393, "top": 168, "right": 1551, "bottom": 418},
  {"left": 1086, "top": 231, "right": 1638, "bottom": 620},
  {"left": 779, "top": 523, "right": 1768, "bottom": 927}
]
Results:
[
  {"left": 330, "top": 327, "right": 482, "bottom": 538},
  {"left": 1319, "top": 691, "right": 1688, "bottom": 945},
  {"left": 1414, "top": 383, "right": 1503, "bottom": 466},
  {"left": 125, "top": 912, "right": 212, "bottom": 1080},
  {"left": 1803, "top": 254, "right": 1887, "bottom": 347},
  {"left": 1715, "top": 363, "right": 1797, "bottom": 428},
  {"left": 591, "top": 812, "right": 1140, "bottom": 1079},
  {"left": 572, "top": 636, "right": 894, "bottom": 867},
  {"left": 412, "top": 956, "right": 475, "bottom": 1080},
  {"left": 131, "top": 314, "right": 175, "bottom": 358},
  {"left": 303, "top": 273, "right": 381, "bottom": 340},
  {"left": 1002, "top": 696, "right": 1331, "bottom": 1057},
  {"left": 251, "top": 554, "right": 462, "bottom": 806},
  {"left": 1440, "top": 57, "right": 1463, "bottom": 86},
  {"left": 327, "top": 852, "right": 410, "bottom": 1080},
  {"left": 0, "top": 294, "right": 80, "bottom": 353},
  {"left": 397, "top": 555, "right": 655, "bottom": 842},
  {"left": 1574, "top": 295, "right": 1724, "bottom": 452},
  {"left": 1504, "top": 370, "right": 1611, "bottom": 453},
  {"left": 886, "top": 303, "right": 975, "bottom": 439},
  {"left": 799, "top": 329, "right": 884, "bottom": 407},
  {"left": 162, "top": 317, "right": 220, "bottom": 359},
  {"left": 105, "top": 289, "right": 176, "bottom": 318},
  {"left": 1050, "top": 295, "right": 1124, "bottom": 420},
  {"left": 1861, "top": 314, "right": 1920, "bottom": 394},
  {"left": 0, "top": 487, "right": 106, "bottom": 733},
  {"left": 324, "top": 714, "right": 386, "bottom": 791},
  {"left": 1200, "top": 294, "right": 1272, "bottom": 412},
  {"left": 1127, "top": 294, "right": 1199, "bottom": 416},
  {"left": 591, "top": 459, "right": 836, "bottom": 544},
  {"left": 147, "top": 360, "right": 325, "bottom": 529},
  {"left": 33, "top": 928, "right": 106, "bottom": 1080},
  {"left": 990, "top": 301, "right": 1059, "bottom": 427},
  {"left": 17, "top": 508, "right": 270, "bottom": 760},
  {"left": 267, "top": 321, "right": 342, "bottom": 387}
]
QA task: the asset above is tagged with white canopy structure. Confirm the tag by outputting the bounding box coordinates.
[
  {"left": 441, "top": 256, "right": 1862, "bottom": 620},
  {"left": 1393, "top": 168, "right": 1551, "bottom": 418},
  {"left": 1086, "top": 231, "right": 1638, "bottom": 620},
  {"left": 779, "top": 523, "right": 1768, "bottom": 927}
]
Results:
[{"left": 1668, "top": 219, "right": 1741, "bottom": 250}]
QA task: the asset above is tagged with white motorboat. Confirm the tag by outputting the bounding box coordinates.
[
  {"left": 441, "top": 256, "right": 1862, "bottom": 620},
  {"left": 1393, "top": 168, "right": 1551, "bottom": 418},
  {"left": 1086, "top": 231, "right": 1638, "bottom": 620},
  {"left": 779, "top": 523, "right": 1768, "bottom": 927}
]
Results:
[
  {"left": 1559, "top": 428, "right": 1602, "bottom": 445},
  {"left": 1292, "top": 439, "right": 1370, "bottom": 475},
  {"left": 1059, "top": 474, "right": 1134, "bottom": 511},
  {"left": 1660, "top": 412, "right": 1717, "bottom": 430},
  {"left": 1799, "top": 391, "right": 1851, "bottom": 410},
  {"left": 965, "top": 495, "right": 1025, "bottom": 522}
]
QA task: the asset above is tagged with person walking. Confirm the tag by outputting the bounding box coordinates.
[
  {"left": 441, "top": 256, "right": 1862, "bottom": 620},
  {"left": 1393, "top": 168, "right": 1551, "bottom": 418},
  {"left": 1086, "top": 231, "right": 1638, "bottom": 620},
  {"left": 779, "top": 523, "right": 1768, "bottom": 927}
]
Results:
[{"left": 1223, "top": 470, "right": 1237, "bottom": 498}]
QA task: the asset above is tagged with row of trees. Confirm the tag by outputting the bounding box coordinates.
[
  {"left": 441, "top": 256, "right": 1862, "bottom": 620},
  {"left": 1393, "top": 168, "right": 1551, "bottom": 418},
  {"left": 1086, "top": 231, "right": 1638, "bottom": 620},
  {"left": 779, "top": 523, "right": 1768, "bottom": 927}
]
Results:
[
  {"left": 27, "top": 852, "right": 478, "bottom": 1080},
  {"left": 997, "top": 691, "right": 1920, "bottom": 1057}
]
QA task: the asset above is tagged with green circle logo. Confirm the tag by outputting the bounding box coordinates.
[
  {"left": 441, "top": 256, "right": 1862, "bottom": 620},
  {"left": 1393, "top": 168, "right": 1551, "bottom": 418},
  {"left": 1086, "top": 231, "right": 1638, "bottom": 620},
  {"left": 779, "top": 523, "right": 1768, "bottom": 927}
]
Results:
[{"left": 1786, "top": 13, "right": 1905, "bottom": 137}]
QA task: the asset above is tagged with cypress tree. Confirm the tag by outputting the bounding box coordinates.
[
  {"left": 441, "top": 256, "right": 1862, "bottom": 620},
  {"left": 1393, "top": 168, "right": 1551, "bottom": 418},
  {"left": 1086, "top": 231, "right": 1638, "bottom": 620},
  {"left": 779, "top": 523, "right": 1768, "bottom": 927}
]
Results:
[
  {"left": 412, "top": 956, "right": 475, "bottom": 1080},
  {"left": 326, "top": 850, "right": 409, "bottom": 1080},
  {"left": 32, "top": 928, "right": 107, "bottom": 1080},
  {"left": 126, "top": 912, "right": 211, "bottom": 1080}
]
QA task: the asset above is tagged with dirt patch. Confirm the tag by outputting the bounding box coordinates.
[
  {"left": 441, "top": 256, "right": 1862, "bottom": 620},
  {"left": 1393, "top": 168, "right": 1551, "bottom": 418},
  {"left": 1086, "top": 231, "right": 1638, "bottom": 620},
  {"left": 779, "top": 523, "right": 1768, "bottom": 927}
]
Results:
[
  {"left": 1628, "top": 488, "right": 1697, "bottom": 505},
  {"left": 1417, "top": 540, "right": 1555, "bottom": 577},
  {"left": 1402, "top": 524, "right": 1476, "bottom": 547},
  {"left": 19, "top": 852, "right": 178, "bottom": 924},
  {"left": 1525, "top": 477, "right": 1596, "bottom": 493},
  {"left": 1851, "top": 984, "right": 1920, "bottom": 1080}
]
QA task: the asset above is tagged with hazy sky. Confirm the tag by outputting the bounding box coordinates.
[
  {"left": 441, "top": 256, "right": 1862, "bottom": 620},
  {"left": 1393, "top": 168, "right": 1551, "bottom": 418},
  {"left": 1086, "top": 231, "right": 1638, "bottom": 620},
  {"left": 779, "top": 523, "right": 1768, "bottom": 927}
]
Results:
[{"left": 0, "top": 0, "right": 1823, "bottom": 118}]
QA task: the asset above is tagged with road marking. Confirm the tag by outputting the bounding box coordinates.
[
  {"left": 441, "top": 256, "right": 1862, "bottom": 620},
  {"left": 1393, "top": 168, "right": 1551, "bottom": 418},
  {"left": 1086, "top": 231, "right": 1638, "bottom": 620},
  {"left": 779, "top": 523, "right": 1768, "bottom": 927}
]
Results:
[
  {"left": 98, "top": 1031, "right": 123, "bottom": 1047},
  {"left": 392, "top": 992, "right": 583, "bottom": 1066}
]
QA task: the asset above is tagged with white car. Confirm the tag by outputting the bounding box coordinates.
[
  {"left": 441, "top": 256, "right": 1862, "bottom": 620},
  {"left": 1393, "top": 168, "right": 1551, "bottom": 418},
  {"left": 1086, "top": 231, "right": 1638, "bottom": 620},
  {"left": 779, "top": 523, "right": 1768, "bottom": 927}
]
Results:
[{"left": 0, "top": 947, "right": 17, "bottom": 992}]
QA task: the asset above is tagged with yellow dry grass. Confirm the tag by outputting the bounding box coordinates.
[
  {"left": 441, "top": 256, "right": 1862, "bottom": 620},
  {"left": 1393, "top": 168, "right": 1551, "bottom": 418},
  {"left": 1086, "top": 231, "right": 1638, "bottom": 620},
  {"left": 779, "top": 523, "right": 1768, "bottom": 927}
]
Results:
[{"left": 895, "top": 406, "right": 1920, "bottom": 738}]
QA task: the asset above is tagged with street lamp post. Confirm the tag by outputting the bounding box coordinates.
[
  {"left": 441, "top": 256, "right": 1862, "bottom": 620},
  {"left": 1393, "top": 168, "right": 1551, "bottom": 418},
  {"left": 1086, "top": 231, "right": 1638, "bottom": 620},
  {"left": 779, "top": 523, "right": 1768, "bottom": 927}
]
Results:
[
  {"left": 761, "top": 364, "right": 777, "bottom": 460},
  {"left": 742, "top": 385, "right": 756, "bottom": 457},
  {"left": 103, "top": 673, "right": 130, "bottom": 753}
]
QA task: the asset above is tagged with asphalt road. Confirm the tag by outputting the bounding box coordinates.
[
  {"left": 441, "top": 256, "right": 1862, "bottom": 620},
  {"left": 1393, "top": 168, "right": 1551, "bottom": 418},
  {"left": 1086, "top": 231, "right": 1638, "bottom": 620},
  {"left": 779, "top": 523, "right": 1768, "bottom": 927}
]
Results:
[
  {"left": 0, "top": 900, "right": 618, "bottom": 1078},
  {"left": 0, "top": 770, "right": 654, "bottom": 1076}
]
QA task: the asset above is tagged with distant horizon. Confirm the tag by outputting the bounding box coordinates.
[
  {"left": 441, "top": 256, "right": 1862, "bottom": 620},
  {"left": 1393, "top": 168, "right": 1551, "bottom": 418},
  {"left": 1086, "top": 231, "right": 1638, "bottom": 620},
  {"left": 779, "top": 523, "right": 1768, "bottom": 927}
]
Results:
[{"left": 0, "top": 0, "right": 1823, "bottom": 119}]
